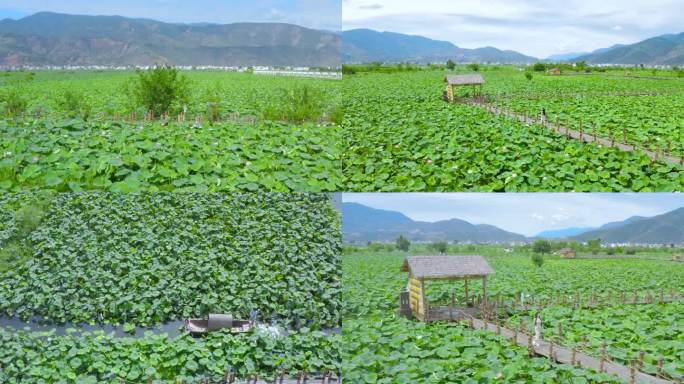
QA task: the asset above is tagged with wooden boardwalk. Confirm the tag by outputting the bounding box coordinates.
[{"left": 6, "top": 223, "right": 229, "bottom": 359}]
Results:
[
  {"left": 469, "top": 101, "right": 682, "bottom": 167},
  {"left": 469, "top": 318, "right": 671, "bottom": 384}
]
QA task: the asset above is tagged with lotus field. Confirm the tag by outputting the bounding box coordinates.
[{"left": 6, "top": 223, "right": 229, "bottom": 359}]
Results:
[
  {"left": 342, "top": 246, "right": 684, "bottom": 383},
  {"left": 342, "top": 69, "right": 684, "bottom": 192},
  {"left": 0, "top": 71, "right": 342, "bottom": 192},
  {"left": 0, "top": 193, "right": 341, "bottom": 382}
]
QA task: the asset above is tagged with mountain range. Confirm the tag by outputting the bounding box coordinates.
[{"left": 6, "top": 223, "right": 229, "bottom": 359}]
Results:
[
  {"left": 342, "top": 203, "right": 527, "bottom": 243},
  {"left": 342, "top": 28, "right": 684, "bottom": 66},
  {"left": 0, "top": 12, "right": 340, "bottom": 67},
  {"left": 344, "top": 203, "right": 684, "bottom": 244},
  {"left": 575, "top": 33, "right": 684, "bottom": 65},
  {"left": 571, "top": 210, "right": 684, "bottom": 244},
  {"left": 342, "top": 29, "right": 537, "bottom": 64}
]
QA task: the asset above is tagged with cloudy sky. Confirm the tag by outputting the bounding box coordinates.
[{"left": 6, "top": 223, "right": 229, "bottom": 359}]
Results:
[
  {"left": 343, "top": 193, "right": 684, "bottom": 236},
  {"left": 0, "top": 0, "right": 341, "bottom": 30},
  {"left": 343, "top": 0, "right": 684, "bottom": 58}
]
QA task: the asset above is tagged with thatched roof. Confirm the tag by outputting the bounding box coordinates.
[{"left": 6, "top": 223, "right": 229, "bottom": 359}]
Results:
[
  {"left": 558, "top": 248, "right": 576, "bottom": 254},
  {"left": 445, "top": 74, "right": 485, "bottom": 86},
  {"left": 400, "top": 255, "right": 495, "bottom": 279}
]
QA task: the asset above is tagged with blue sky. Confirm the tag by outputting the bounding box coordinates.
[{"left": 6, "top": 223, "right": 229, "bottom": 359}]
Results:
[
  {"left": 343, "top": 193, "right": 684, "bottom": 236},
  {"left": 0, "top": 0, "right": 341, "bottom": 30},
  {"left": 343, "top": 0, "right": 684, "bottom": 58}
]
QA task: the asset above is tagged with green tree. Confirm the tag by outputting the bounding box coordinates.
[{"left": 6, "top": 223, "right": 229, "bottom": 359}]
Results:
[
  {"left": 532, "top": 239, "right": 551, "bottom": 254},
  {"left": 533, "top": 62, "right": 546, "bottom": 72},
  {"left": 131, "top": 65, "right": 191, "bottom": 116},
  {"left": 446, "top": 59, "right": 456, "bottom": 70},
  {"left": 467, "top": 63, "right": 480, "bottom": 72},
  {"left": 396, "top": 235, "right": 411, "bottom": 252},
  {"left": 587, "top": 238, "right": 601, "bottom": 255},
  {"left": 575, "top": 61, "right": 587, "bottom": 71},
  {"left": 525, "top": 72, "right": 533, "bottom": 81}
]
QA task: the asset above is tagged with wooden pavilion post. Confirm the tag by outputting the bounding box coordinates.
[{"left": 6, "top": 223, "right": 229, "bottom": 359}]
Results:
[
  {"left": 482, "top": 276, "right": 488, "bottom": 306},
  {"left": 465, "top": 278, "right": 469, "bottom": 306}
]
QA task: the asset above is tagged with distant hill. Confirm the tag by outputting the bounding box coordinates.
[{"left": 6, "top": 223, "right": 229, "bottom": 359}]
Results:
[
  {"left": 572, "top": 209, "right": 684, "bottom": 243},
  {"left": 576, "top": 33, "right": 684, "bottom": 65},
  {"left": 0, "top": 12, "right": 340, "bottom": 66},
  {"left": 342, "top": 203, "right": 526, "bottom": 243},
  {"left": 342, "top": 29, "right": 537, "bottom": 64},
  {"left": 534, "top": 227, "right": 595, "bottom": 239}
]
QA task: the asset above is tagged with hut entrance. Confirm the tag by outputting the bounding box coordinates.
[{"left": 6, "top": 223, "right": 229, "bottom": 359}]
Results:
[
  {"left": 398, "top": 255, "right": 495, "bottom": 322},
  {"left": 444, "top": 74, "right": 485, "bottom": 103}
]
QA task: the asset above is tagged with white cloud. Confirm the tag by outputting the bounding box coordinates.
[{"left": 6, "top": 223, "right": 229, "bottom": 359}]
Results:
[{"left": 342, "top": 0, "right": 684, "bottom": 57}]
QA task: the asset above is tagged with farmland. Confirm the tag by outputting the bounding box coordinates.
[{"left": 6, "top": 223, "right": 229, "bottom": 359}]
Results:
[
  {"left": 0, "top": 70, "right": 342, "bottom": 192},
  {"left": 342, "top": 246, "right": 684, "bottom": 382},
  {"left": 0, "top": 192, "right": 342, "bottom": 382},
  {"left": 341, "top": 68, "right": 684, "bottom": 191}
]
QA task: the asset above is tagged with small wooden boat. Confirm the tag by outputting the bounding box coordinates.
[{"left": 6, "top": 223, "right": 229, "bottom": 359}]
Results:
[{"left": 185, "top": 314, "right": 253, "bottom": 335}]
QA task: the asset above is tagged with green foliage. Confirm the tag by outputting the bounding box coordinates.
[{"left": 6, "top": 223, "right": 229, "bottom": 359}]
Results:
[
  {"left": 575, "top": 61, "right": 587, "bottom": 71},
  {"left": 525, "top": 72, "right": 533, "bottom": 81},
  {"left": 131, "top": 66, "right": 191, "bottom": 115},
  {"left": 366, "top": 242, "right": 393, "bottom": 253},
  {"left": 203, "top": 82, "right": 224, "bottom": 123},
  {"left": 533, "top": 240, "right": 551, "bottom": 254},
  {"left": 587, "top": 238, "right": 601, "bottom": 254},
  {"left": 56, "top": 90, "right": 92, "bottom": 120},
  {"left": 341, "top": 71, "right": 684, "bottom": 192},
  {"left": 262, "top": 85, "right": 326, "bottom": 124},
  {"left": 0, "top": 242, "right": 29, "bottom": 272},
  {"left": 341, "top": 249, "right": 672, "bottom": 382},
  {"left": 0, "top": 327, "right": 340, "bottom": 383},
  {"left": 533, "top": 62, "right": 547, "bottom": 72},
  {"left": 0, "top": 193, "right": 341, "bottom": 328},
  {"left": 446, "top": 59, "right": 456, "bottom": 70},
  {"left": 342, "top": 65, "right": 357, "bottom": 75},
  {"left": 531, "top": 252, "right": 544, "bottom": 267},
  {"left": 626, "top": 248, "right": 637, "bottom": 255},
  {"left": 395, "top": 235, "right": 410, "bottom": 252},
  {"left": 509, "top": 303, "right": 684, "bottom": 380},
  {"left": 467, "top": 63, "right": 480, "bottom": 72},
  {"left": 1, "top": 88, "right": 28, "bottom": 117},
  {"left": 0, "top": 118, "right": 342, "bottom": 192},
  {"left": 429, "top": 241, "right": 448, "bottom": 254}
]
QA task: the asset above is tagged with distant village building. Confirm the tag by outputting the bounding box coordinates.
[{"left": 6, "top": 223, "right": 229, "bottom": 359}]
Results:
[
  {"left": 444, "top": 74, "right": 485, "bottom": 103},
  {"left": 557, "top": 248, "right": 576, "bottom": 259},
  {"left": 547, "top": 67, "right": 562, "bottom": 75}
]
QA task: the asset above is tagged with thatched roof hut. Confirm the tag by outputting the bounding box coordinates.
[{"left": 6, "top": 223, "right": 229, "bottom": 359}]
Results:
[
  {"left": 444, "top": 74, "right": 485, "bottom": 103},
  {"left": 399, "top": 255, "right": 495, "bottom": 321}
]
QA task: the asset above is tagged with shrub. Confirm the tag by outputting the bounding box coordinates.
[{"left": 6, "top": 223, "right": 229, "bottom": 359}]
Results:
[
  {"left": 130, "top": 65, "right": 191, "bottom": 116},
  {"left": 2, "top": 88, "right": 28, "bottom": 118},
  {"left": 531, "top": 253, "right": 544, "bottom": 267},
  {"left": 262, "top": 85, "right": 325, "bottom": 124},
  {"left": 626, "top": 249, "right": 636, "bottom": 255},
  {"left": 203, "top": 83, "right": 224, "bottom": 123},
  {"left": 467, "top": 63, "right": 480, "bottom": 72},
  {"left": 606, "top": 248, "right": 616, "bottom": 255},
  {"left": 56, "top": 90, "right": 92, "bottom": 120},
  {"left": 446, "top": 59, "right": 456, "bottom": 70},
  {"left": 525, "top": 72, "right": 533, "bottom": 81}
]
